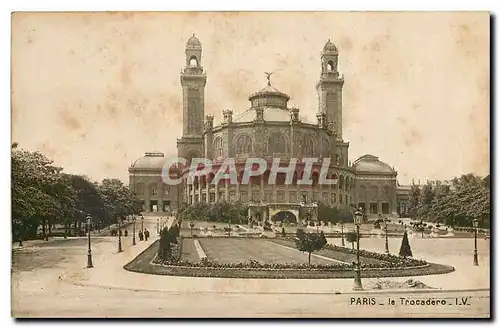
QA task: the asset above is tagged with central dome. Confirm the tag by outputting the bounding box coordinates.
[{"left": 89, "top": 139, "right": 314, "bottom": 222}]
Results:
[{"left": 248, "top": 83, "right": 290, "bottom": 110}]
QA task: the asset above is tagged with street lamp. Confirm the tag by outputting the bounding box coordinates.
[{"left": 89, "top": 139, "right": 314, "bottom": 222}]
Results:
[
  {"left": 353, "top": 208, "right": 363, "bottom": 291},
  {"left": 132, "top": 215, "right": 136, "bottom": 245},
  {"left": 141, "top": 214, "right": 144, "bottom": 234},
  {"left": 473, "top": 218, "right": 479, "bottom": 266},
  {"left": 86, "top": 215, "right": 93, "bottom": 268},
  {"left": 340, "top": 221, "right": 345, "bottom": 247},
  {"left": 157, "top": 218, "right": 160, "bottom": 234},
  {"left": 384, "top": 218, "right": 390, "bottom": 254},
  {"left": 312, "top": 202, "right": 319, "bottom": 232},
  {"left": 189, "top": 221, "right": 195, "bottom": 237},
  {"left": 118, "top": 218, "right": 123, "bottom": 253}
]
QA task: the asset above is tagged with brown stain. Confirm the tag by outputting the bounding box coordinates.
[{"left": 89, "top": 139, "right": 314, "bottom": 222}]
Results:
[
  {"left": 404, "top": 128, "right": 423, "bottom": 147},
  {"left": 454, "top": 22, "right": 484, "bottom": 59},
  {"left": 339, "top": 37, "right": 353, "bottom": 52},
  {"left": 58, "top": 108, "right": 82, "bottom": 131}
]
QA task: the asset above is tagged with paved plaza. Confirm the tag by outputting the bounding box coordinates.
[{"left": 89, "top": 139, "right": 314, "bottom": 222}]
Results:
[{"left": 11, "top": 216, "right": 490, "bottom": 318}]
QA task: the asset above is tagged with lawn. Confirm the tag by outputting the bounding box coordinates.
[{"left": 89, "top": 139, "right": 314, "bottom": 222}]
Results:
[{"left": 196, "top": 238, "right": 335, "bottom": 265}]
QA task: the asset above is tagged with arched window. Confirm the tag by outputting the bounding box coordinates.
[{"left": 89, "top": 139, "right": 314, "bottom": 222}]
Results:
[
  {"left": 213, "top": 137, "right": 223, "bottom": 158},
  {"left": 163, "top": 184, "right": 170, "bottom": 196},
  {"left": 236, "top": 134, "right": 252, "bottom": 155},
  {"left": 327, "top": 60, "right": 334, "bottom": 72},
  {"left": 339, "top": 175, "right": 344, "bottom": 190},
  {"left": 189, "top": 56, "right": 198, "bottom": 67},
  {"left": 268, "top": 132, "right": 287, "bottom": 155},
  {"left": 302, "top": 134, "right": 315, "bottom": 157}
]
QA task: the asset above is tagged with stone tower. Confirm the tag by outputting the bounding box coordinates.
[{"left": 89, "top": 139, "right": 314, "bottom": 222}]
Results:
[
  {"left": 177, "top": 34, "right": 207, "bottom": 161},
  {"left": 316, "top": 39, "right": 344, "bottom": 140}
]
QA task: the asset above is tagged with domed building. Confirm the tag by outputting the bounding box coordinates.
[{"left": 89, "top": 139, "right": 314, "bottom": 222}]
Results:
[{"left": 128, "top": 35, "right": 400, "bottom": 220}]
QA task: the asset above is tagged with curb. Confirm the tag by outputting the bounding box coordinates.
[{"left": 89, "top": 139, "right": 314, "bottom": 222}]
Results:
[{"left": 62, "top": 278, "right": 490, "bottom": 296}]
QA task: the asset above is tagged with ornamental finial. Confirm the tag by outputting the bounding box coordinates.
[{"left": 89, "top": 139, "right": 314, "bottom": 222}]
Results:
[{"left": 264, "top": 72, "right": 273, "bottom": 86}]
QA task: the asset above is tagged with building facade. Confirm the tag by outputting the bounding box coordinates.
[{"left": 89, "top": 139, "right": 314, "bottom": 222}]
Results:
[{"left": 129, "top": 35, "right": 401, "bottom": 220}]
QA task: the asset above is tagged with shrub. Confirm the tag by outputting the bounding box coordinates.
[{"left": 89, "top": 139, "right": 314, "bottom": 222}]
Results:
[{"left": 399, "top": 231, "right": 413, "bottom": 258}]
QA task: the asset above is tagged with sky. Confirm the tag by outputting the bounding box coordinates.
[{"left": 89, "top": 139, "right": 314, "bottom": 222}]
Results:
[{"left": 11, "top": 12, "right": 490, "bottom": 185}]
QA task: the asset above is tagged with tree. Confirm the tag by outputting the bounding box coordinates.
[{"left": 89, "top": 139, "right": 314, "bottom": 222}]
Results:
[
  {"left": 158, "top": 225, "right": 179, "bottom": 262},
  {"left": 407, "top": 184, "right": 421, "bottom": 217},
  {"left": 337, "top": 206, "right": 354, "bottom": 223},
  {"left": 317, "top": 202, "right": 339, "bottom": 223},
  {"left": 346, "top": 231, "right": 357, "bottom": 249},
  {"left": 399, "top": 231, "right": 413, "bottom": 258},
  {"left": 295, "top": 231, "right": 327, "bottom": 266},
  {"left": 413, "top": 174, "right": 490, "bottom": 228},
  {"left": 12, "top": 143, "right": 143, "bottom": 242}
]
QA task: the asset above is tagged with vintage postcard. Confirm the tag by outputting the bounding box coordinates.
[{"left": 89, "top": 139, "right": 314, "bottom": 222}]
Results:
[{"left": 11, "top": 11, "right": 490, "bottom": 318}]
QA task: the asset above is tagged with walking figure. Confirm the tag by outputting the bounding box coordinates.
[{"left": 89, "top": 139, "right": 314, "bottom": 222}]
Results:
[
  {"left": 124, "top": 230, "right": 128, "bottom": 237},
  {"left": 139, "top": 230, "right": 144, "bottom": 241},
  {"left": 144, "top": 229, "right": 150, "bottom": 241}
]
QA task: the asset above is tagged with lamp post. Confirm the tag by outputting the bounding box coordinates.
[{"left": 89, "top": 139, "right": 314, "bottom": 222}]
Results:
[
  {"left": 132, "top": 215, "right": 136, "bottom": 245},
  {"left": 118, "top": 218, "right": 123, "bottom": 253},
  {"left": 189, "top": 221, "right": 194, "bottom": 237},
  {"left": 157, "top": 218, "right": 160, "bottom": 234},
  {"left": 141, "top": 214, "right": 144, "bottom": 234},
  {"left": 86, "top": 215, "right": 93, "bottom": 268},
  {"left": 353, "top": 208, "right": 363, "bottom": 291},
  {"left": 384, "top": 218, "right": 390, "bottom": 254},
  {"left": 312, "top": 202, "right": 319, "bottom": 232},
  {"left": 341, "top": 221, "right": 345, "bottom": 247},
  {"left": 473, "top": 218, "right": 479, "bottom": 266}
]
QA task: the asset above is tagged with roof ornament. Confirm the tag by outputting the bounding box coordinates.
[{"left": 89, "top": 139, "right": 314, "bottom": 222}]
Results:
[{"left": 264, "top": 72, "right": 273, "bottom": 86}]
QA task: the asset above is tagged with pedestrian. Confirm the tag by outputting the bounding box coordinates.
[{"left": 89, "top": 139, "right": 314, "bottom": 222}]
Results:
[
  {"left": 144, "top": 229, "right": 150, "bottom": 241},
  {"left": 124, "top": 230, "right": 128, "bottom": 237},
  {"left": 139, "top": 230, "right": 144, "bottom": 241}
]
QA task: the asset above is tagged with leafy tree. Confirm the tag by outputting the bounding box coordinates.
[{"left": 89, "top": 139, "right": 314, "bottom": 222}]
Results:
[
  {"left": 407, "top": 184, "right": 421, "bottom": 217},
  {"left": 317, "top": 202, "right": 339, "bottom": 223},
  {"left": 414, "top": 174, "right": 490, "bottom": 228},
  {"left": 295, "top": 231, "right": 327, "bottom": 266},
  {"left": 399, "top": 231, "right": 413, "bottom": 258},
  {"left": 158, "top": 226, "right": 179, "bottom": 261},
  {"left": 337, "top": 206, "right": 355, "bottom": 223},
  {"left": 11, "top": 143, "right": 143, "bottom": 243}
]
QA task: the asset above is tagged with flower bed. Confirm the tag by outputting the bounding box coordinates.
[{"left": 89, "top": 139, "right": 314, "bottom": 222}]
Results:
[
  {"left": 324, "top": 243, "right": 428, "bottom": 267},
  {"left": 124, "top": 239, "right": 455, "bottom": 279}
]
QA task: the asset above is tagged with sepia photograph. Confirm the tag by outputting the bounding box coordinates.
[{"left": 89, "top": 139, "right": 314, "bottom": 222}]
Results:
[{"left": 10, "top": 11, "right": 490, "bottom": 318}]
